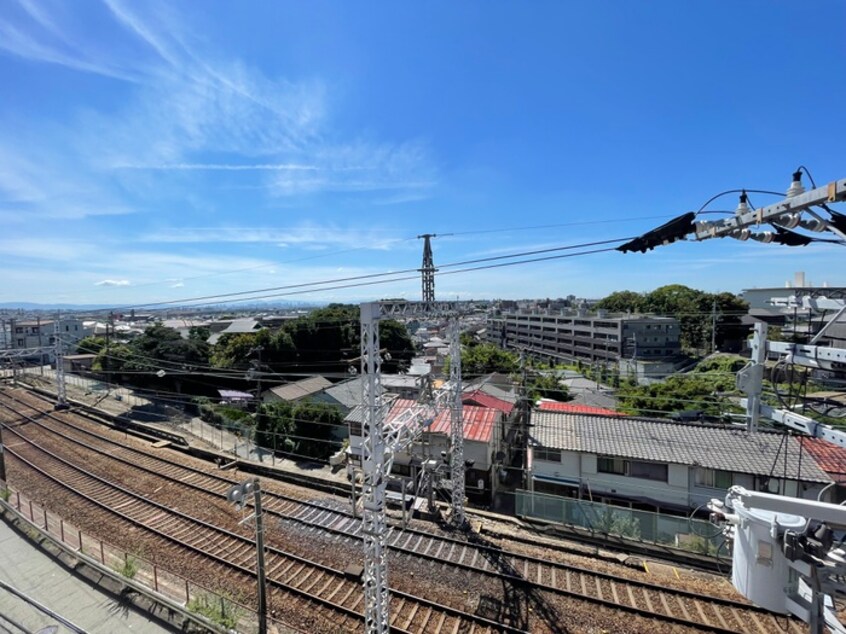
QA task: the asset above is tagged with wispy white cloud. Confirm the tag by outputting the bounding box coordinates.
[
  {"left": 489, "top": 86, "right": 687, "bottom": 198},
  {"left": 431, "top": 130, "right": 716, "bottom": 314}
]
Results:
[
  {"left": 114, "top": 163, "right": 319, "bottom": 171},
  {"left": 95, "top": 279, "right": 131, "bottom": 287},
  {"left": 139, "top": 224, "right": 404, "bottom": 250}
]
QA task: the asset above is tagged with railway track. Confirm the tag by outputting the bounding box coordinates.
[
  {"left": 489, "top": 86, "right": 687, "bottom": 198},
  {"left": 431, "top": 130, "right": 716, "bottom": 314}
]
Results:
[
  {"left": 0, "top": 388, "right": 806, "bottom": 633},
  {"left": 1, "top": 418, "right": 519, "bottom": 634}
]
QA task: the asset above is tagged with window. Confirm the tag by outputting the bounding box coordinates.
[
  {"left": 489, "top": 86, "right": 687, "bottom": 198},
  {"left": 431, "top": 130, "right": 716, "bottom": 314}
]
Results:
[
  {"left": 597, "top": 456, "right": 626, "bottom": 475},
  {"left": 598, "top": 456, "right": 668, "bottom": 481},
  {"left": 695, "top": 467, "right": 733, "bottom": 489},
  {"left": 629, "top": 461, "right": 668, "bottom": 481},
  {"left": 535, "top": 447, "right": 562, "bottom": 463}
]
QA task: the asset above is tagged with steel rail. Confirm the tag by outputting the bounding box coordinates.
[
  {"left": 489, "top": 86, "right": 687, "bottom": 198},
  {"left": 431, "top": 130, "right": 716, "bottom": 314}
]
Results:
[
  {"left": 1, "top": 389, "right": 804, "bottom": 634},
  {"left": 1, "top": 427, "right": 522, "bottom": 634}
]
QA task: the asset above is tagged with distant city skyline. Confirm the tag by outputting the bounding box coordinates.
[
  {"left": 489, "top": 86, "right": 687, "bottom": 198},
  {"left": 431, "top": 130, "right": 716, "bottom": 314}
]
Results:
[{"left": 1, "top": 1, "right": 844, "bottom": 306}]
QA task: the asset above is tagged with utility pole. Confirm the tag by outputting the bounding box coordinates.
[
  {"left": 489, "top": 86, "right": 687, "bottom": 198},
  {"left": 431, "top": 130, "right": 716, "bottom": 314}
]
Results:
[
  {"left": 226, "top": 478, "right": 267, "bottom": 634},
  {"left": 54, "top": 318, "right": 68, "bottom": 410},
  {"left": 737, "top": 322, "right": 767, "bottom": 433},
  {"left": 37, "top": 315, "right": 43, "bottom": 376},
  {"left": 710, "top": 298, "right": 718, "bottom": 354},
  {"left": 105, "top": 314, "right": 112, "bottom": 387}
]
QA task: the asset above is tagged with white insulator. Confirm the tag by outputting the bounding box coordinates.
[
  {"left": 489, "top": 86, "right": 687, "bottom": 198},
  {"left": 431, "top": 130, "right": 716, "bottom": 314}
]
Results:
[
  {"left": 735, "top": 200, "right": 750, "bottom": 216},
  {"left": 774, "top": 213, "right": 802, "bottom": 229},
  {"left": 787, "top": 176, "right": 805, "bottom": 198},
  {"left": 750, "top": 232, "right": 774, "bottom": 243},
  {"left": 731, "top": 229, "right": 751, "bottom": 241},
  {"left": 799, "top": 217, "right": 827, "bottom": 232}
]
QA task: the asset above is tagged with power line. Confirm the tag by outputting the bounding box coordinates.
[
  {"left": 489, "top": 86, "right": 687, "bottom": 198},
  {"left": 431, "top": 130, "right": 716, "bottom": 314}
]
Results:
[{"left": 65, "top": 236, "right": 633, "bottom": 314}]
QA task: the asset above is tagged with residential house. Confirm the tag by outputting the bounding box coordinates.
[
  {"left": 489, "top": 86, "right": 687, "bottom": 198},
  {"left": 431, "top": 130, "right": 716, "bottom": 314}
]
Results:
[
  {"left": 537, "top": 401, "right": 619, "bottom": 415},
  {"left": 346, "top": 398, "right": 503, "bottom": 502},
  {"left": 10, "top": 317, "right": 85, "bottom": 352},
  {"left": 528, "top": 410, "right": 833, "bottom": 514},
  {"left": 311, "top": 376, "right": 365, "bottom": 416},
  {"left": 61, "top": 354, "right": 96, "bottom": 374},
  {"left": 261, "top": 376, "right": 333, "bottom": 404}
]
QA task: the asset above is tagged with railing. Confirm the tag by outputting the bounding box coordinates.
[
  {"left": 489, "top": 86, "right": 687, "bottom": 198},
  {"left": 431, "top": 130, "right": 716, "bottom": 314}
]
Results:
[
  {"left": 1, "top": 487, "right": 301, "bottom": 634},
  {"left": 515, "top": 489, "right": 727, "bottom": 559}
]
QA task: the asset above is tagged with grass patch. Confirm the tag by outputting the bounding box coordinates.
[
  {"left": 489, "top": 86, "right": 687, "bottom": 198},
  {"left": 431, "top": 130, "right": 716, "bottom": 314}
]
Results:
[
  {"left": 187, "top": 592, "right": 242, "bottom": 629},
  {"left": 115, "top": 553, "right": 140, "bottom": 579}
]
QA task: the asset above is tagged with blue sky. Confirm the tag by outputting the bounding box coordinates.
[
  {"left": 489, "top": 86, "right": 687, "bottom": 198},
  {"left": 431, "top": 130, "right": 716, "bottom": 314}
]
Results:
[{"left": 1, "top": 1, "right": 844, "bottom": 307}]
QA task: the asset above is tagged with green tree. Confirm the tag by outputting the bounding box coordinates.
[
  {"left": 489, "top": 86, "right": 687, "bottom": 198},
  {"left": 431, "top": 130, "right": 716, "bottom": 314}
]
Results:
[
  {"left": 594, "top": 290, "right": 647, "bottom": 313},
  {"left": 529, "top": 374, "right": 570, "bottom": 402},
  {"left": 256, "top": 400, "right": 343, "bottom": 460},
  {"left": 460, "top": 343, "right": 519, "bottom": 376},
  {"left": 596, "top": 285, "right": 748, "bottom": 353},
  {"left": 75, "top": 335, "right": 107, "bottom": 356}
]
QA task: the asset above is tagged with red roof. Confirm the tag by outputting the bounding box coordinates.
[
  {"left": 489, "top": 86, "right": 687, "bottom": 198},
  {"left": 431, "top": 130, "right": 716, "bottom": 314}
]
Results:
[
  {"left": 382, "top": 399, "right": 499, "bottom": 443},
  {"left": 800, "top": 438, "right": 846, "bottom": 483},
  {"left": 462, "top": 390, "right": 514, "bottom": 415},
  {"left": 537, "top": 401, "right": 620, "bottom": 416},
  {"left": 429, "top": 405, "right": 499, "bottom": 443}
]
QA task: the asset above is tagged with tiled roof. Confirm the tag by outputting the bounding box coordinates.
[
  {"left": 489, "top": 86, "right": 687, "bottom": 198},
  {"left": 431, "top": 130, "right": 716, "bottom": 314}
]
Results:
[
  {"left": 429, "top": 405, "right": 499, "bottom": 443},
  {"left": 346, "top": 399, "right": 499, "bottom": 443},
  {"left": 218, "top": 389, "right": 253, "bottom": 400},
  {"left": 344, "top": 394, "right": 400, "bottom": 424},
  {"left": 530, "top": 410, "right": 831, "bottom": 483},
  {"left": 323, "top": 377, "right": 364, "bottom": 409},
  {"left": 800, "top": 438, "right": 846, "bottom": 483},
  {"left": 462, "top": 390, "right": 514, "bottom": 415},
  {"left": 265, "top": 376, "right": 332, "bottom": 402},
  {"left": 537, "top": 401, "right": 619, "bottom": 416}
]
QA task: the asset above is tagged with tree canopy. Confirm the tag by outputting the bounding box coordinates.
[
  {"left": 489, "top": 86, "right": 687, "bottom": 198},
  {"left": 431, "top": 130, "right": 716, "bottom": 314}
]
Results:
[
  {"left": 255, "top": 400, "right": 343, "bottom": 461},
  {"left": 210, "top": 304, "right": 414, "bottom": 375},
  {"left": 595, "top": 284, "right": 748, "bottom": 352}
]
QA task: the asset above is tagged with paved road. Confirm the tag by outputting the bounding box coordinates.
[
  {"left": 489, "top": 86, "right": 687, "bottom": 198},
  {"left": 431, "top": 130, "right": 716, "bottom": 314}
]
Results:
[{"left": 0, "top": 519, "right": 177, "bottom": 634}]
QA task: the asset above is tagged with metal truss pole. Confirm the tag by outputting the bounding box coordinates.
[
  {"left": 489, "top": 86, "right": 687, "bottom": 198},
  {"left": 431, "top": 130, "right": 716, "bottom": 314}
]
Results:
[
  {"left": 54, "top": 319, "right": 68, "bottom": 409},
  {"left": 418, "top": 233, "right": 437, "bottom": 305},
  {"left": 360, "top": 302, "right": 389, "bottom": 634},
  {"left": 448, "top": 322, "right": 465, "bottom": 525}
]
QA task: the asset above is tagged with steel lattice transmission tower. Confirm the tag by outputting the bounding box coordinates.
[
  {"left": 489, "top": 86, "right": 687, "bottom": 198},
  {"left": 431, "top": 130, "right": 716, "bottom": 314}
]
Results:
[{"left": 417, "top": 233, "right": 438, "bottom": 304}]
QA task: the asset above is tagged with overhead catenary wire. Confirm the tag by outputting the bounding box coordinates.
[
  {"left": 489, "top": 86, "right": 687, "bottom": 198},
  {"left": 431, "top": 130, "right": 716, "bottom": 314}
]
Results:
[{"left": 76, "top": 237, "right": 633, "bottom": 314}]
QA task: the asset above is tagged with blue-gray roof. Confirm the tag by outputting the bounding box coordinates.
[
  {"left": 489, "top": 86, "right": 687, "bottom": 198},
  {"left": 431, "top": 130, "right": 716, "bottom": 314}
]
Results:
[{"left": 530, "top": 410, "right": 831, "bottom": 483}]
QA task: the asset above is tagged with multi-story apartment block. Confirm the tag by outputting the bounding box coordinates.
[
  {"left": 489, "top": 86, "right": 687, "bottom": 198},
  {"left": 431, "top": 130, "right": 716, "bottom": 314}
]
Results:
[
  {"left": 486, "top": 309, "right": 680, "bottom": 365},
  {"left": 9, "top": 317, "right": 85, "bottom": 352}
]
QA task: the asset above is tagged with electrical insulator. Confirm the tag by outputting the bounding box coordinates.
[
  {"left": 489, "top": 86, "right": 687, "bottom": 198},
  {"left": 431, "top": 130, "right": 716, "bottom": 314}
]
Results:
[
  {"left": 749, "top": 232, "right": 775, "bottom": 244},
  {"left": 799, "top": 217, "right": 827, "bottom": 233},
  {"left": 786, "top": 170, "right": 805, "bottom": 198},
  {"left": 735, "top": 191, "right": 750, "bottom": 216},
  {"left": 731, "top": 228, "right": 751, "bottom": 241},
  {"left": 774, "top": 213, "right": 802, "bottom": 229}
]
